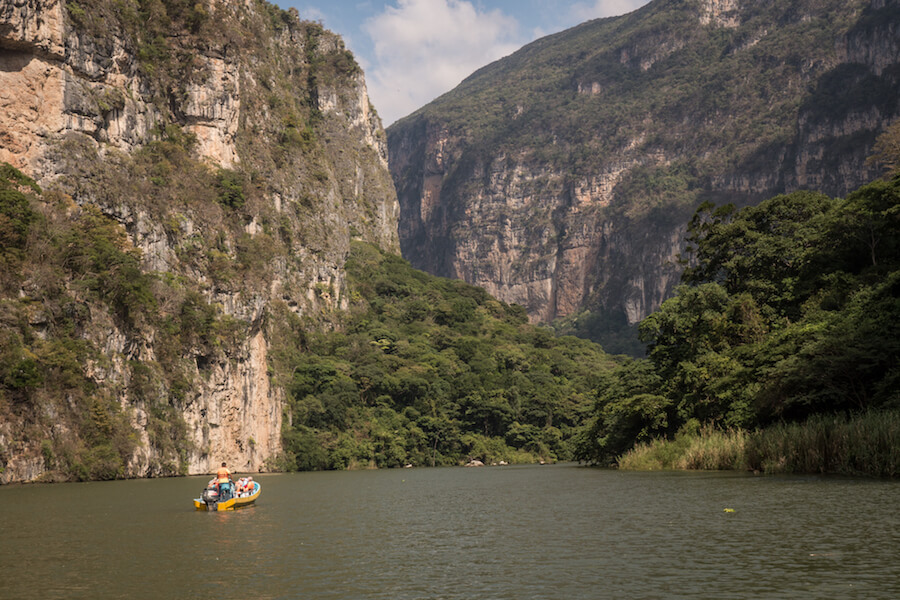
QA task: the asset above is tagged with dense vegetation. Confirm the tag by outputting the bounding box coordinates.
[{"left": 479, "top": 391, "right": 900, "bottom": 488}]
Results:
[
  {"left": 5, "top": 149, "right": 897, "bottom": 477},
  {"left": 0, "top": 163, "right": 201, "bottom": 480},
  {"left": 274, "top": 167, "right": 899, "bottom": 476},
  {"left": 273, "top": 243, "right": 619, "bottom": 470},
  {"left": 577, "top": 172, "right": 900, "bottom": 473},
  {"left": 4, "top": 0, "right": 898, "bottom": 482},
  {"left": 619, "top": 411, "right": 900, "bottom": 477}
]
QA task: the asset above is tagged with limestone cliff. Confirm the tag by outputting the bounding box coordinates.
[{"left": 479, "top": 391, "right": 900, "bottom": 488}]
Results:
[
  {"left": 0, "top": 0, "right": 399, "bottom": 482},
  {"left": 387, "top": 0, "right": 900, "bottom": 350}
]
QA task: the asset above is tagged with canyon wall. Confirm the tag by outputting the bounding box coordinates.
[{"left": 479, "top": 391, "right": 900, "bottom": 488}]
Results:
[
  {"left": 387, "top": 0, "right": 900, "bottom": 346},
  {"left": 0, "top": 0, "right": 399, "bottom": 482}
]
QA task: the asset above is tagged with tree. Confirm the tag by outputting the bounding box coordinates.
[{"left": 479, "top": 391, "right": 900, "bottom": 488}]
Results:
[
  {"left": 0, "top": 164, "right": 41, "bottom": 288},
  {"left": 682, "top": 190, "right": 835, "bottom": 320},
  {"left": 575, "top": 359, "right": 669, "bottom": 464},
  {"left": 639, "top": 284, "right": 761, "bottom": 427},
  {"left": 754, "top": 272, "right": 900, "bottom": 421},
  {"left": 867, "top": 120, "right": 900, "bottom": 179},
  {"left": 827, "top": 178, "right": 900, "bottom": 275}
]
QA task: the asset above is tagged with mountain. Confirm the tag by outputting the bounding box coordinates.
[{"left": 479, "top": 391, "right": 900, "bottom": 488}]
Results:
[
  {"left": 386, "top": 0, "right": 900, "bottom": 353},
  {"left": 0, "top": 0, "right": 398, "bottom": 482}
]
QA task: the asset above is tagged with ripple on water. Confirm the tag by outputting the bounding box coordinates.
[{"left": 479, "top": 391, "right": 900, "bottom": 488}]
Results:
[{"left": 2, "top": 468, "right": 899, "bottom": 599}]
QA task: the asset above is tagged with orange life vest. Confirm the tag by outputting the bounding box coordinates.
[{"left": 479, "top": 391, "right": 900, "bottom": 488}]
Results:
[{"left": 216, "top": 466, "right": 231, "bottom": 482}]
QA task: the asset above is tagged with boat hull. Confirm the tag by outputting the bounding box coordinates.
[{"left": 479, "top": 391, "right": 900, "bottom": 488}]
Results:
[{"left": 194, "top": 482, "right": 260, "bottom": 511}]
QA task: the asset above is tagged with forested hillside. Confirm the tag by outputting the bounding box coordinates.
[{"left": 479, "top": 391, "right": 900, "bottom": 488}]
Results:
[
  {"left": 259, "top": 164, "right": 900, "bottom": 475},
  {"left": 577, "top": 161, "right": 900, "bottom": 474},
  {"left": 274, "top": 242, "right": 619, "bottom": 469}
]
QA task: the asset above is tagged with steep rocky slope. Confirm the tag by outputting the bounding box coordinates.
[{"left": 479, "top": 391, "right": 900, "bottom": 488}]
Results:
[
  {"left": 387, "top": 0, "right": 900, "bottom": 350},
  {"left": 0, "top": 0, "right": 398, "bottom": 482}
]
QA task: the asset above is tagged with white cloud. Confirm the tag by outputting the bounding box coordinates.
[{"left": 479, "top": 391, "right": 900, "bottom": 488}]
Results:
[
  {"left": 295, "top": 4, "right": 327, "bottom": 22},
  {"left": 363, "top": 0, "right": 523, "bottom": 126},
  {"left": 569, "top": 0, "right": 648, "bottom": 21}
]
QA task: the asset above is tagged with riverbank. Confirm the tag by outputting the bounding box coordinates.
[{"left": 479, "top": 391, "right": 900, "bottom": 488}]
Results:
[{"left": 617, "top": 410, "right": 900, "bottom": 477}]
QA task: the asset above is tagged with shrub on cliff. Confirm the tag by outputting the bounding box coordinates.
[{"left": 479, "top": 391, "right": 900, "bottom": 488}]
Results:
[{"left": 0, "top": 165, "right": 41, "bottom": 290}]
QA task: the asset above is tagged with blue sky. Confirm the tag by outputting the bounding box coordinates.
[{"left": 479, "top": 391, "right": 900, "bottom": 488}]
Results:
[{"left": 274, "top": 0, "right": 652, "bottom": 125}]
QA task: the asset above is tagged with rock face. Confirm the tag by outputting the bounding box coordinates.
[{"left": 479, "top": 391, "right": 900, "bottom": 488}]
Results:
[
  {"left": 387, "top": 0, "right": 900, "bottom": 344},
  {"left": 0, "top": 0, "right": 399, "bottom": 482}
]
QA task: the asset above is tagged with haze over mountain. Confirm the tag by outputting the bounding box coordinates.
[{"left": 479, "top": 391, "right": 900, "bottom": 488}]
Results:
[{"left": 387, "top": 0, "right": 900, "bottom": 353}]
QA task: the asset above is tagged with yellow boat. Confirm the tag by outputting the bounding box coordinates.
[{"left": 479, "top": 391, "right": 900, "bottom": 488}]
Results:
[{"left": 193, "top": 481, "right": 261, "bottom": 511}]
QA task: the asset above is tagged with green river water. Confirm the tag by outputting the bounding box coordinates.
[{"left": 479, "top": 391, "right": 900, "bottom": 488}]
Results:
[{"left": 2, "top": 463, "right": 899, "bottom": 599}]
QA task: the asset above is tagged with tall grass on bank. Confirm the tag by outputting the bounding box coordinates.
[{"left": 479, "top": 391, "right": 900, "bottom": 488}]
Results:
[
  {"left": 745, "top": 411, "right": 900, "bottom": 477},
  {"left": 618, "top": 426, "right": 747, "bottom": 471},
  {"left": 617, "top": 411, "right": 900, "bottom": 477}
]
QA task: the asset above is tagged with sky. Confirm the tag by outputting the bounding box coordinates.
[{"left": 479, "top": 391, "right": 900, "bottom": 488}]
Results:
[{"left": 276, "top": 0, "right": 652, "bottom": 126}]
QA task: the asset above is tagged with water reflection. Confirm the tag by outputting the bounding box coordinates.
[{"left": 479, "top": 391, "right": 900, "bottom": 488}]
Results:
[{"left": 2, "top": 466, "right": 899, "bottom": 599}]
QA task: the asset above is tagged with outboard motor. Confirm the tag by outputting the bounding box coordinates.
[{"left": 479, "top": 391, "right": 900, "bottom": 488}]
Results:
[
  {"left": 201, "top": 487, "right": 219, "bottom": 511},
  {"left": 219, "top": 481, "right": 234, "bottom": 502}
]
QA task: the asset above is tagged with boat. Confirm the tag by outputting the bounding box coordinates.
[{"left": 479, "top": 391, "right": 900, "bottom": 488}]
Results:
[{"left": 194, "top": 481, "right": 261, "bottom": 511}]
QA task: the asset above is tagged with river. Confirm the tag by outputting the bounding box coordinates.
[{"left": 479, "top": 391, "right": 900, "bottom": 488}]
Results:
[{"left": 2, "top": 464, "right": 899, "bottom": 599}]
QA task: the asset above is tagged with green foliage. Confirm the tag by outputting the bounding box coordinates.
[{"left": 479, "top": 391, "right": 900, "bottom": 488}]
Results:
[
  {"left": 618, "top": 409, "right": 900, "bottom": 477},
  {"left": 575, "top": 358, "right": 668, "bottom": 464},
  {"left": 62, "top": 205, "right": 157, "bottom": 326},
  {"left": 216, "top": 169, "right": 246, "bottom": 209},
  {"left": 618, "top": 423, "right": 748, "bottom": 471},
  {"left": 280, "top": 114, "right": 317, "bottom": 152},
  {"left": 579, "top": 177, "right": 900, "bottom": 471},
  {"left": 682, "top": 190, "right": 836, "bottom": 319},
  {"left": 278, "top": 242, "right": 619, "bottom": 470},
  {"left": 0, "top": 330, "right": 44, "bottom": 401},
  {"left": 0, "top": 163, "right": 41, "bottom": 194},
  {"left": 0, "top": 156, "right": 241, "bottom": 481},
  {"left": 551, "top": 309, "right": 645, "bottom": 357},
  {"left": 613, "top": 162, "right": 703, "bottom": 220},
  {"left": 867, "top": 121, "right": 900, "bottom": 178},
  {"left": 0, "top": 165, "right": 42, "bottom": 288},
  {"left": 745, "top": 410, "right": 900, "bottom": 477},
  {"left": 639, "top": 284, "right": 760, "bottom": 427},
  {"left": 67, "top": 2, "right": 87, "bottom": 23}
]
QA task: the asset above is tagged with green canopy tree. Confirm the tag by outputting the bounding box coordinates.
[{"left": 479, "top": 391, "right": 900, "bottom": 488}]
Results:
[
  {"left": 682, "top": 190, "right": 835, "bottom": 321},
  {"left": 866, "top": 120, "right": 900, "bottom": 179}
]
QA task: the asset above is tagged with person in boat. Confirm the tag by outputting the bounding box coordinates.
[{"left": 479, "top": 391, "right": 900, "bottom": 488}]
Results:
[
  {"left": 215, "top": 462, "right": 233, "bottom": 498},
  {"left": 238, "top": 476, "right": 254, "bottom": 497}
]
